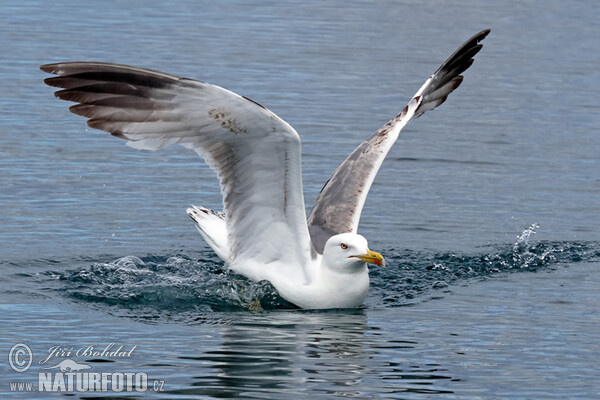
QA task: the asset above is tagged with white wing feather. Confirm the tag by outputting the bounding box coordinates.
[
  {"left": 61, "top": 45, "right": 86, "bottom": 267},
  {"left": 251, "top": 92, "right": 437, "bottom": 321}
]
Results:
[{"left": 41, "top": 62, "right": 312, "bottom": 280}]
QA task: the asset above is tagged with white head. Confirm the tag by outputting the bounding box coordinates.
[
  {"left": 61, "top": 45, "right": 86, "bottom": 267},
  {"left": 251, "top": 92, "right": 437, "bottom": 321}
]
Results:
[{"left": 322, "top": 232, "right": 385, "bottom": 273}]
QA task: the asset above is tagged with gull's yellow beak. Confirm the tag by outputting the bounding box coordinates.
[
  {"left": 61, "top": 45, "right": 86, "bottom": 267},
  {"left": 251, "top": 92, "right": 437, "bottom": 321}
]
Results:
[{"left": 352, "top": 249, "right": 385, "bottom": 266}]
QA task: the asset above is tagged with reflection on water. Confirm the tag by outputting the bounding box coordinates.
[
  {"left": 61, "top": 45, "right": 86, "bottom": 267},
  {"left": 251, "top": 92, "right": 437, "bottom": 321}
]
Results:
[
  {"left": 165, "top": 310, "right": 455, "bottom": 398},
  {"left": 175, "top": 311, "right": 371, "bottom": 398}
]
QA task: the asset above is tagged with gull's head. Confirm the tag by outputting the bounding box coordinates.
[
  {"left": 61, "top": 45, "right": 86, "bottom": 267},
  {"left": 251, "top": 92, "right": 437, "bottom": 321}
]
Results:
[{"left": 322, "top": 233, "right": 385, "bottom": 273}]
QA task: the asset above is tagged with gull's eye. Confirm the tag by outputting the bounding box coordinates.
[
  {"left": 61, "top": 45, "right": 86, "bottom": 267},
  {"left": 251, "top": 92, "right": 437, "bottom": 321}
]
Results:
[{"left": 340, "top": 243, "right": 348, "bottom": 250}]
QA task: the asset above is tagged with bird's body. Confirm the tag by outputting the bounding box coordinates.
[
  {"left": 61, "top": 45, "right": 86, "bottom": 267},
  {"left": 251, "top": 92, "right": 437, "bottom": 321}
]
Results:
[
  {"left": 188, "top": 207, "right": 373, "bottom": 308},
  {"left": 41, "top": 29, "right": 489, "bottom": 309}
]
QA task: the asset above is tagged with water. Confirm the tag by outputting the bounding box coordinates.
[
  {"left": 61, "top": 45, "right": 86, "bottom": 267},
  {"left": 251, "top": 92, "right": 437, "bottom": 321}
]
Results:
[{"left": 1, "top": 0, "right": 599, "bottom": 398}]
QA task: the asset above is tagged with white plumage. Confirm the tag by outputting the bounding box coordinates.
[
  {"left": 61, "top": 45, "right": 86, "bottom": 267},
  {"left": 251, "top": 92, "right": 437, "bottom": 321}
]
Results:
[{"left": 41, "top": 29, "right": 489, "bottom": 309}]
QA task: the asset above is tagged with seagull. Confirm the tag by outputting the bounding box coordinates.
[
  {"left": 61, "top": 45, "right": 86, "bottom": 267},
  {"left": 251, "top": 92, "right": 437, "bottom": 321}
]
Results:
[{"left": 41, "top": 29, "right": 489, "bottom": 309}]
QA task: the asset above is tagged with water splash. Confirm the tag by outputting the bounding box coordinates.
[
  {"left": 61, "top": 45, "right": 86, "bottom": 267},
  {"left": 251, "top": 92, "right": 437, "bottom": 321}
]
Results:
[
  {"left": 513, "top": 223, "right": 540, "bottom": 253},
  {"left": 59, "top": 254, "right": 295, "bottom": 319},
  {"left": 46, "top": 228, "right": 600, "bottom": 318},
  {"left": 368, "top": 225, "right": 598, "bottom": 308}
]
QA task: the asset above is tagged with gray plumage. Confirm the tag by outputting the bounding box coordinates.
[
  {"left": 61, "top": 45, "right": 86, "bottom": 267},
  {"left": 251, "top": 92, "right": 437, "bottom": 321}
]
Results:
[
  {"left": 307, "top": 29, "right": 490, "bottom": 252},
  {"left": 40, "top": 29, "right": 490, "bottom": 259}
]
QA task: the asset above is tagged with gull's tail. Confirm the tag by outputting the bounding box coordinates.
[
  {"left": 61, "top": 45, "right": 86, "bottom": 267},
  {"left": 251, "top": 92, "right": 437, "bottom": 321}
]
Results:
[{"left": 187, "top": 206, "right": 230, "bottom": 262}]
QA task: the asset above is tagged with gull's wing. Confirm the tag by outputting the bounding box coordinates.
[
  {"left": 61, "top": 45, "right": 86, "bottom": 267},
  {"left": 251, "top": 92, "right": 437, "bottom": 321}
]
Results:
[
  {"left": 307, "top": 29, "right": 490, "bottom": 253},
  {"left": 41, "top": 62, "right": 312, "bottom": 272}
]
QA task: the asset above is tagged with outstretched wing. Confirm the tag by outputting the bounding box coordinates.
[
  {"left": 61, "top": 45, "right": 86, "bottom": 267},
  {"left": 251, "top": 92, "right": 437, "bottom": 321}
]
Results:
[
  {"left": 307, "top": 29, "right": 490, "bottom": 253},
  {"left": 41, "top": 62, "right": 312, "bottom": 271}
]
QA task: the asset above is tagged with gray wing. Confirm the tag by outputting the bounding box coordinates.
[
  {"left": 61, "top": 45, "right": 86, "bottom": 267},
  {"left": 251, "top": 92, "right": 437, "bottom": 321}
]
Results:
[
  {"left": 41, "top": 62, "right": 313, "bottom": 276},
  {"left": 307, "top": 29, "right": 490, "bottom": 253}
]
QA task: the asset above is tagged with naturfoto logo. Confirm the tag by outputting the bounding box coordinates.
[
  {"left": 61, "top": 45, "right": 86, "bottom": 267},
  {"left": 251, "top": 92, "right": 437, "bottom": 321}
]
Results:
[{"left": 8, "top": 342, "right": 164, "bottom": 394}]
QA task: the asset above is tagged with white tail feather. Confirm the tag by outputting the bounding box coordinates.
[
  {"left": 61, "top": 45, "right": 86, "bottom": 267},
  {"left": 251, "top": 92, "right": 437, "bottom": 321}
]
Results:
[{"left": 186, "top": 205, "right": 230, "bottom": 262}]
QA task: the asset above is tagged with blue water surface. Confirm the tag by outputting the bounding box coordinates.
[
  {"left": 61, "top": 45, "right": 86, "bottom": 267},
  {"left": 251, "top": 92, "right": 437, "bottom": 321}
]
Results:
[{"left": 1, "top": 1, "right": 599, "bottom": 399}]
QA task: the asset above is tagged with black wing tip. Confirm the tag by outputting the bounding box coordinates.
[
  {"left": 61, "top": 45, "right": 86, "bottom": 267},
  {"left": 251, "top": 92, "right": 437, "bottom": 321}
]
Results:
[
  {"left": 477, "top": 28, "right": 491, "bottom": 38},
  {"left": 86, "top": 118, "right": 127, "bottom": 139},
  {"left": 40, "top": 61, "right": 184, "bottom": 83},
  {"left": 40, "top": 62, "right": 97, "bottom": 74},
  {"left": 40, "top": 63, "right": 54, "bottom": 73},
  {"left": 68, "top": 103, "right": 90, "bottom": 116},
  {"left": 467, "top": 30, "right": 491, "bottom": 55},
  {"left": 470, "top": 29, "right": 491, "bottom": 44},
  {"left": 415, "top": 30, "right": 489, "bottom": 118},
  {"left": 452, "top": 75, "right": 464, "bottom": 88},
  {"left": 43, "top": 76, "right": 62, "bottom": 87}
]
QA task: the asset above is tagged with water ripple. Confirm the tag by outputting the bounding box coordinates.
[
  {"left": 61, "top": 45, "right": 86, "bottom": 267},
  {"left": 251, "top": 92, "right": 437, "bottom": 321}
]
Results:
[{"left": 39, "top": 233, "right": 600, "bottom": 320}]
